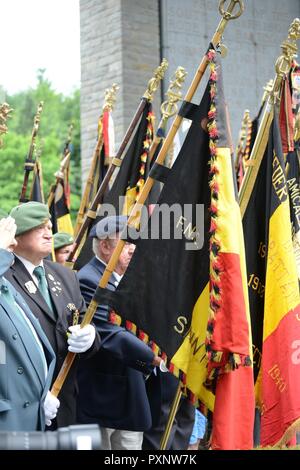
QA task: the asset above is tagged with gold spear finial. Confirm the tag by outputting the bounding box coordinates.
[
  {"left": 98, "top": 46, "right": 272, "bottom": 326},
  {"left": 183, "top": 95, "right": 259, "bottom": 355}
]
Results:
[
  {"left": 28, "top": 101, "right": 44, "bottom": 159},
  {"left": 62, "top": 122, "right": 74, "bottom": 159},
  {"left": 0, "top": 102, "right": 13, "bottom": 147},
  {"left": 262, "top": 79, "right": 274, "bottom": 104},
  {"left": 273, "top": 18, "right": 300, "bottom": 101},
  {"left": 67, "top": 123, "right": 74, "bottom": 144},
  {"left": 160, "top": 66, "right": 187, "bottom": 124},
  {"left": 143, "top": 58, "right": 169, "bottom": 102},
  {"left": 103, "top": 83, "right": 119, "bottom": 112},
  {"left": 55, "top": 152, "right": 71, "bottom": 180}
]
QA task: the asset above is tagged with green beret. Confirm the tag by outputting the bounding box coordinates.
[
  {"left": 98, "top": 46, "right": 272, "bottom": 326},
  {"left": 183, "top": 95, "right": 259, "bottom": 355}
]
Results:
[
  {"left": 53, "top": 232, "right": 74, "bottom": 250},
  {"left": 0, "top": 208, "right": 8, "bottom": 220},
  {"left": 10, "top": 201, "right": 51, "bottom": 236}
]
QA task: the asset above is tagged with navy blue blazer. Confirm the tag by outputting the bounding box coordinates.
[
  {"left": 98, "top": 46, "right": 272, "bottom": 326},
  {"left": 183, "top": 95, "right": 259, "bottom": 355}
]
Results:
[
  {"left": 0, "top": 249, "right": 56, "bottom": 431},
  {"left": 77, "top": 257, "right": 160, "bottom": 431}
]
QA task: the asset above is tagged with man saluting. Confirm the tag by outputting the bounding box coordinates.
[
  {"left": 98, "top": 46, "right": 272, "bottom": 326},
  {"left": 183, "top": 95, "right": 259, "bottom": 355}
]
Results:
[{"left": 5, "top": 202, "right": 100, "bottom": 428}]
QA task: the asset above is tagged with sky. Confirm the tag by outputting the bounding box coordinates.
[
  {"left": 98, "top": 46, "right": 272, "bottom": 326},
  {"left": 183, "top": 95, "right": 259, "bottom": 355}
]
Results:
[{"left": 0, "top": 0, "right": 80, "bottom": 96}]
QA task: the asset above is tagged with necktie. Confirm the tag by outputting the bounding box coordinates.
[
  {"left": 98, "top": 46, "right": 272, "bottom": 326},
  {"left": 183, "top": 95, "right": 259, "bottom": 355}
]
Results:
[{"left": 33, "top": 266, "right": 54, "bottom": 313}]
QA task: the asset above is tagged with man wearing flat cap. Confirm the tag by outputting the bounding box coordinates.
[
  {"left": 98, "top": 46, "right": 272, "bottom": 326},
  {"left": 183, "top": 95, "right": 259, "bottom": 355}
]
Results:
[
  {"left": 5, "top": 201, "right": 100, "bottom": 428},
  {"left": 76, "top": 215, "right": 163, "bottom": 450},
  {"left": 53, "top": 232, "right": 74, "bottom": 265}
]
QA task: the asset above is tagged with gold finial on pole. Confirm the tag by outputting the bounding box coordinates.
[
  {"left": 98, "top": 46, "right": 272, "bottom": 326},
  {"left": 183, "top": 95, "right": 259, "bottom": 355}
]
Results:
[
  {"left": 29, "top": 101, "right": 44, "bottom": 160},
  {"left": 66, "top": 123, "right": 74, "bottom": 148},
  {"left": 103, "top": 83, "right": 119, "bottom": 112},
  {"left": 19, "top": 101, "right": 44, "bottom": 203},
  {"left": 62, "top": 123, "right": 74, "bottom": 159},
  {"left": 219, "top": 0, "right": 244, "bottom": 21},
  {"left": 148, "top": 66, "right": 187, "bottom": 165},
  {"left": 273, "top": 18, "right": 300, "bottom": 102},
  {"left": 143, "top": 58, "right": 169, "bottom": 102},
  {"left": 55, "top": 152, "right": 72, "bottom": 181},
  {"left": 239, "top": 18, "right": 300, "bottom": 216},
  {"left": 160, "top": 66, "right": 187, "bottom": 127},
  {"left": 0, "top": 102, "right": 13, "bottom": 147},
  {"left": 262, "top": 79, "right": 274, "bottom": 105}
]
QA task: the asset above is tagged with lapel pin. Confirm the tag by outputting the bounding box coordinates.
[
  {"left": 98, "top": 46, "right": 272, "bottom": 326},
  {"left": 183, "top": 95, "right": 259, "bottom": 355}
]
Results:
[{"left": 25, "top": 281, "right": 37, "bottom": 294}]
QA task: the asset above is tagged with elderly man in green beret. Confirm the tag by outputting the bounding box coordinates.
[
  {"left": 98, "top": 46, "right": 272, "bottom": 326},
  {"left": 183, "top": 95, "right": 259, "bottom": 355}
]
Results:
[
  {"left": 0, "top": 216, "right": 58, "bottom": 431},
  {"left": 53, "top": 232, "right": 74, "bottom": 265},
  {"left": 5, "top": 201, "right": 100, "bottom": 429}
]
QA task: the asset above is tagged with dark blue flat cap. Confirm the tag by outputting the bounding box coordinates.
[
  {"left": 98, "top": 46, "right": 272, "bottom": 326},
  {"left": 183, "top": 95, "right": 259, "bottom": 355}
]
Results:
[{"left": 89, "top": 215, "right": 128, "bottom": 239}]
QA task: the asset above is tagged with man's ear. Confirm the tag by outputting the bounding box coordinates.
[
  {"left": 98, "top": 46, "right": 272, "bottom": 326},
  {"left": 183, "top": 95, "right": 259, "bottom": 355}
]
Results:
[{"left": 99, "top": 239, "right": 110, "bottom": 255}]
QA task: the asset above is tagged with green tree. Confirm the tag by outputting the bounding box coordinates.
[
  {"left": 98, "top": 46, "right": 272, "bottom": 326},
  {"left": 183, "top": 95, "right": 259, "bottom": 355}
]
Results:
[{"left": 0, "top": 70, "right": 81, "bottom": 221}]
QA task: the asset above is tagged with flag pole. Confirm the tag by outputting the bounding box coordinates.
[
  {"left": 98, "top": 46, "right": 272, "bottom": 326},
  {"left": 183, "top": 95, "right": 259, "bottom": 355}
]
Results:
[
  {"left": 47, "top": 152, "right": 72, "bottom": 209},
  {"left": 73, "top": 84, "right": 119, "bottom": 237},
  {"left": 65, "top": 58, "right": 168, "bottom": 267},
  {"left": 149, "top": 66, "right": 187, "bottom": 162},
  {"left": 92, "top": 0, "right": 244, "bottom": 290},
  {"left": 0, "top": 102, "right": 13, "bottom": 148},
  {"left": 239, "top": 19, "right": 300, "bottom": 217},
  {"left": 19, "top": 102, "right": 44, "bottom": 203},
  {"left": 50, "top": 0, "right": 244, "bottom": 407},
  {"left": 160, "top": 382, "right": 183, "bottom": 450}
]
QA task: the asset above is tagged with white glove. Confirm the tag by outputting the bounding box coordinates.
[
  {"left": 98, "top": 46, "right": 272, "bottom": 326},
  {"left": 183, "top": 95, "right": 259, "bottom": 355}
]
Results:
[
  {"left": 159, "top": 360, "right": 169, "bottom": 373},
  {"left": 44, "top": 391, "right": 60, "bottom": 426},
  {"left": 67, "top": 324, "right": 96, "bottom": 353}
]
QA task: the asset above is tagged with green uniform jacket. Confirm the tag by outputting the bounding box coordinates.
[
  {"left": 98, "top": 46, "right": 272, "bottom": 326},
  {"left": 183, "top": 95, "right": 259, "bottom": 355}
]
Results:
[{"left": 0, "top": 249, "right": 56, "bottom": 431}]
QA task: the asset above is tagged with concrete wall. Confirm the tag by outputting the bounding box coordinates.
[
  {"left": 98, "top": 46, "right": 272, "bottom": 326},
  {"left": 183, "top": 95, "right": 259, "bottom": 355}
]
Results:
[
  {"left": 80, "top": 0, "right": 160, "bottom": 184},
  {"left": 160, "top": 0, "right": 300, "bottom": 146},
  {"left": 80, "top": 0, "right": 300, "bottom": 184}
]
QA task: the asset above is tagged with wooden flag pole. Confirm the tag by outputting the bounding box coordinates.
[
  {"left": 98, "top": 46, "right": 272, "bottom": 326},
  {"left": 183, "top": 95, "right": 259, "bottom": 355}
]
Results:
[
  {"left": 239, "top": 18, "right": 300, "bottom": 217},
  {"left": 47, "top": 151, "right": 72, "bottom": 209},
  {"left": 149, "top": 66, "right": 187, "bottom": 162},
  {"left": 95, "top": 0, "right": 245, "bottom": 292},
  {"left": 19, "top": 102, "right": 43, "bottom": 203},
  {"left": 51, "top": 0, "right": 244, "bottom": 405},
  {"left": 65, "top": 58, "right": 168, "bottom": 267},
  {"left": 73, "top": 84, "right": 119, "bottom": 237},
  {"left": 160, "top": 382, "right": 183, "bottom": 450},
  {"left": 0, "top": 102, "right": 13, "bottom": 148}
]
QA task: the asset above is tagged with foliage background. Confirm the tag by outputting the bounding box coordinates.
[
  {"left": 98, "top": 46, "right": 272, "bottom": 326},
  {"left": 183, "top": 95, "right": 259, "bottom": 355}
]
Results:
[{"left": 0, "top": 69, "right": 81, "bottom": 221}]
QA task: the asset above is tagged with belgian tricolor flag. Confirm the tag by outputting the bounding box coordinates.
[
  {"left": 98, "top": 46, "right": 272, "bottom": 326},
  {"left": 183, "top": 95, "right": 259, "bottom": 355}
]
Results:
[
  {"left": 48, "top": 160, "right": 73, "bottom": 237},
  {"left": 29, "top": 159, "right": 44, "bottom": 203},
  {"left": 243, "top": 109, "right": 300, "bottom": 446},
  {"left": 102, "top": 102, "right": 154, "bottom": 215},
  {"left": 286, "top": 150, "right": 300, "bottom": 281},
  {"left": 74, "top": 102, "right": 154, "bottom": 270},
  {"left": 106, "top": 49, "right": 254, "bottom": 449}
]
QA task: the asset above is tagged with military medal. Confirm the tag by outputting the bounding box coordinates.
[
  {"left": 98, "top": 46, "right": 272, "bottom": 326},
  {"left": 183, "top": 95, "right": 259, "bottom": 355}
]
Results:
[{"left": 25, "top": 281, "right": 37, "bottom": 294}]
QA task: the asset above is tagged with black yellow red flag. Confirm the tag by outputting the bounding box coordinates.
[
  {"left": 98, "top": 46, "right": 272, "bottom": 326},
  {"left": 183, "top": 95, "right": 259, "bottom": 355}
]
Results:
[
  {"left": 29, "top": 160, "right": 44, "bottom": 203},
  {"left": 243, "top": 108, "right": 300, "bottom": 446},
  {"left": 106, "top": 50, "right": 254, "bottom": 449},
  {"left": 48, "top": 178, "right": 73, "bottom": 235},
  {"left": 74, "top": 102, "right": 154, "bottom": 270}
]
